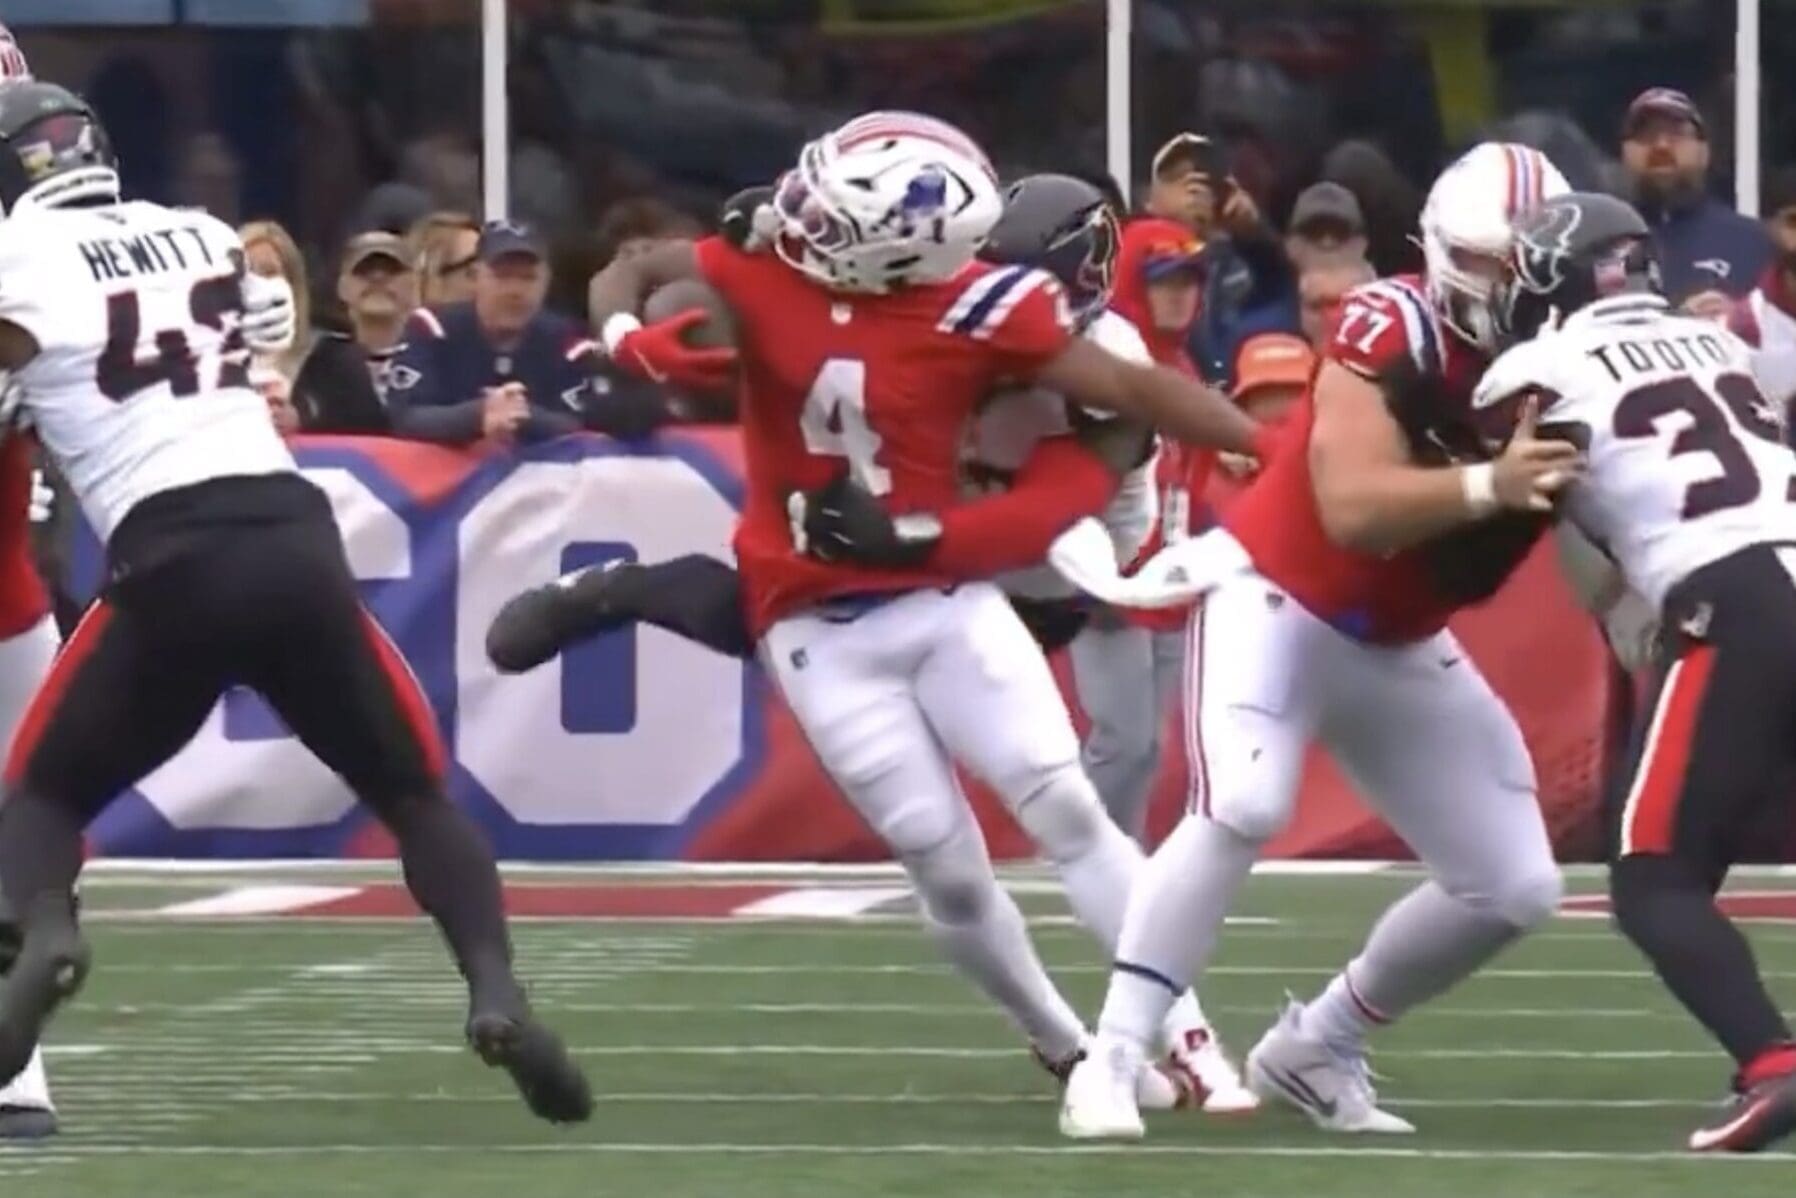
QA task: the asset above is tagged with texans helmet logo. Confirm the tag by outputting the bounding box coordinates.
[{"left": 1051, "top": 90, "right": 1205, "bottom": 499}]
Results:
[{"left": 1513, "top": 198, "right": 1584, "bottom": 296}]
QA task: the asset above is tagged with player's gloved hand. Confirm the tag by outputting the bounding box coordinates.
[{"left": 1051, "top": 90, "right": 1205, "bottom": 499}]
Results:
[
  {"left": 719, "top": 185, "right": 779, "bottom": 253},
  {"left": 241, "top": 272, "right": 297, "bottom": 354},
  {"left": 602, "top": 310, "right": 738, "bottom": 392},
  {"left": 1469, "top": 396, "right": 1582, "bottom": 516},
  {"left": 788, "top": 472, "right": 940, "bottom": 569}
]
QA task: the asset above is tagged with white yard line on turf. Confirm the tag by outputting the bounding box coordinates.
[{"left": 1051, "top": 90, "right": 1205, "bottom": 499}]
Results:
[
  {"left": 7, "top": 1143, "right": 1790, "bottom": 1162},
  {"left": 43, "top": 1043, "right": 1728, "bottom": 1060},
  {"left": 45, "top": 1090, "right": 1719, "bottom": 1110},
  {"left": 91, "top": 962, "right": 1796, "bottom": 980},
  {"left": 64, "top": 1001, "right": 1690, "bottom": 1020}
]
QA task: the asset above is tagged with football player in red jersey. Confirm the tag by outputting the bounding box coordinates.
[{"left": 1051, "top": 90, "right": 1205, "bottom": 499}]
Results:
[
  {"left": 591, "top": 116, "right": 1273, "bottom": 1105},
  {"left": 1062, "top": 143, "right": 1586, "bottom": 1140},
  {"left": 0, "top": 27, "right": 63, "bottom": 1140}
]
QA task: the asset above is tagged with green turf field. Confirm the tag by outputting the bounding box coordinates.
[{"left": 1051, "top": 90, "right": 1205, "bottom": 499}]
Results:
[{"left": 6, "top": 864, "right": 1796, "bottom": 1197}]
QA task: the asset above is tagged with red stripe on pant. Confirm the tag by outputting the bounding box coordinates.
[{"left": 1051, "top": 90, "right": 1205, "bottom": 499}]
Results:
[
  {"left": 3, "top": 601, "right": 114, "bottom": 786},
  {"left": 1621, "top": 646, "right": 1717, "bottom": 857},
  {"left": 357, "top": 609, "right": 448, "bottom": 783},
  {"left": 1183, "top": 599, "right": 1211, "bottom": 816}
]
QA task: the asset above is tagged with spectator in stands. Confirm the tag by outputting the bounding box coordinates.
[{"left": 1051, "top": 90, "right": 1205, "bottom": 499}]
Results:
[
  {"left": 387, "top": 220, "right": 667, "bottom": 447},
  {"left": 1727, "top": 165, "right": 1796, "bottom": 418},
  {"left": 338, "top": 231, "right": 419, "bottom": 394},
  {"left": 240, "top": 220, "right": 388, "bottom": 436},
  {"left": 1285, "top": 182, "right": 1368, "bottom": 272},
  {"left": 409, "top": 211, "right": 482, "bottom": 307},
  {"left": 1299, "top": 256, "right": 1375, "bottom": 350},
  {"left": 1144, "top": 133, "right": 1298, "bottom": 386},
  {"left": 1622, "top": 88, "right": 1771, "bottom": 313},
  {"left": 1319, "top": 138, "right": 1423, "bottom": 276},
  {"left": 1230, "top": 332, "right": 1314, "bottom": 428}
]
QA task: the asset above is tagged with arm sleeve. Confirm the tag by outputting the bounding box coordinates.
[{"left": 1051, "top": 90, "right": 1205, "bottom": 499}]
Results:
[
  {"left": 928, "top": 436, "right": 1115, "bottom": 578},
  {"left": 384, "top": 311, "right": 483, "bottom": 444}
]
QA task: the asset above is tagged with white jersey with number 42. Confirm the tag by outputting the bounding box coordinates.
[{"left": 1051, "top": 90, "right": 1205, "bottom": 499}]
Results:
[
  {"left": 0, "top": 200, "right": 293, "bottom": 540},
  {"left": 1475, "top": 295, "right": 1796, "bottom": 608}
]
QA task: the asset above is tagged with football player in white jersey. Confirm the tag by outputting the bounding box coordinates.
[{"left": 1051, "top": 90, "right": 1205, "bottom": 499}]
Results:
[
  {"left": 1476, "top": 191, "right": 1796, "bottom": 1153},
  {"left": 0, "top": 83, "right": 592, "bottom": 1125}
]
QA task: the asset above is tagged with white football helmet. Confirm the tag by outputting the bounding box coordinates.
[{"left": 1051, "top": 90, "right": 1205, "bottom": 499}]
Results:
[
  {"left": 773, "top": 111, "right": 1003, "bottom": 294},
  {"left": 1420, "top": 142, "right": 1568, "bottom": 351}
]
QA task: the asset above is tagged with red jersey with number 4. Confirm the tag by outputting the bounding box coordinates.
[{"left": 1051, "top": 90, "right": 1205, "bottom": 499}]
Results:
[
  {"left": 1223, "top": 275, "right": 1488, "bottom": 643},
  {"left": 693, "top": 236, "right": 1076, "bottom": 637}
]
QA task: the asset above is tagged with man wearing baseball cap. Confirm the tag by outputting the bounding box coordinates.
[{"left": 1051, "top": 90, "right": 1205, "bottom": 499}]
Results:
[
  {"left": 387, "top": 219, "right": 667, "bottom": 446},
  {"left": 1621, "top": 87, "right": 1770, "bottom": 311},
  {"left": 1284, "top": 182, "right": 1368, "bottom": 272},
  {"left": 1142, "top": 131, "right": 1298, "bottom": 387}
]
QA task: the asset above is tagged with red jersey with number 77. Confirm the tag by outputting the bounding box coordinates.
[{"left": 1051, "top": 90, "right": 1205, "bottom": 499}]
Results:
[
  {"left": 1222, "top": 274, "right": 1489, "bottom": 643},
  {"left": 693, "top": 236, "right": 1077, "bottom": 638}
]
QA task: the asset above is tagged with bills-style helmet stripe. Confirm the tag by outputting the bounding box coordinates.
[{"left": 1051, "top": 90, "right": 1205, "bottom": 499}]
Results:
[
  {"left": 1503, "top": 144, "right": 1547, "bottom": 219},
  {"left": 832, "top": 111, "right": 997, "bottom": 184},
  {"left": 0, "top": 25, "right": 29, "bottom": 83}
]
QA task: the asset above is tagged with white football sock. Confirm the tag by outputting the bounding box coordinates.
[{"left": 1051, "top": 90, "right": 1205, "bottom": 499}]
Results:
[
  {"left": 904, "top": 818, "right": 1086, "bottom": 1062},
  {"left": 1300, "top": 881, "right": 1524, "bottom": 1050},
  {"left": 1097, "top": 815, "right": 1261, "bottom": 1048},
  {"left": 921, "top": 890, "right": 1086, "bottom": 1061},
  {"left": 0, "top": 1048, "right": 52, "bottom": 1111}
]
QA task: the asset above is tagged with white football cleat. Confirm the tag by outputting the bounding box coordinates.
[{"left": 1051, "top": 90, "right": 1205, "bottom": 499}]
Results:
[
  {"left": 1168, "top": 1025, "right": 1260, "bottom": 1115},
  {"left": 1059, "top": 1034, "right": 1146, "bottom": 1140},
  {"left": 1245, "top": 1000, "right": 1415, "bottom": 1134}
]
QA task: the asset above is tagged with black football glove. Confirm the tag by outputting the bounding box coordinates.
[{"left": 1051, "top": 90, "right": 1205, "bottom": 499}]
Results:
[
  {"left": 719, "top": 185, "right": 778, "bottom": 252},
  {"left": 582, "top": 373, "right": 672, "bottom": 442},
  {"left": 790, "top": 472, "right": 941, "bottom": 569}
]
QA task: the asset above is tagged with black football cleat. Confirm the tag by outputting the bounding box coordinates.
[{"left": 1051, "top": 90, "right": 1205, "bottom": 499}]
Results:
[
  {"left": 1688, "top": 1071, "right": 1796, "bottom": 1153},
  {"left": 0, "top": 898, "right": 89, "bottom": 1085},
  {"left": 485, "top": 561, "right": 639, "bottom": 674},
  {"left": 0, "top": 1106, "right": 58, "bottom": 1141},
  {"left": 468, "top": 1009, "right": 594, "bottom": 1126}
]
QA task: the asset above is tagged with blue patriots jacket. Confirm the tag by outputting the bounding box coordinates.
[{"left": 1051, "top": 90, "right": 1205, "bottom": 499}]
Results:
[
  {"left": 386, "top": 302, "right": 667, "bottom": 444},
  {"left": 1642, "top": 194, "right": 1773, "bottom": 304}
]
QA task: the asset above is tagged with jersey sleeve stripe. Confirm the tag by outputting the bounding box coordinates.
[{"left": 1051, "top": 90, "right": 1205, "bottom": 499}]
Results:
[
  {"left": 970, "top": 269, "right": 1050, "bottom": 341},
  {"left": 1364, "top": 280, "right": 1440, "bottom": 375},
  {"left": 945, "top": 265, "right": 1030, "bottom": 337},
  {"left": 564, "top": 338, "right": 600, "bottom": 362},
  {"left": 937, "top": 268, "right": 1012, "bottom": 334}
]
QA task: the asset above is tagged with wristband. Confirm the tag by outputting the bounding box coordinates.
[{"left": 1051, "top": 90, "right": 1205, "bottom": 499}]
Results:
[
  {"left": 600, "top": 313, "right": 644, "bottom": 358},
  {"left": 1460, "top": 462, "right": 1499, "bottom": 517}
]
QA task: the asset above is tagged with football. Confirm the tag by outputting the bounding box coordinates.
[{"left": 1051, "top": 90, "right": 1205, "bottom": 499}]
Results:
[{"left": 644, "top": 277, "right": 738, "bottom": 350}]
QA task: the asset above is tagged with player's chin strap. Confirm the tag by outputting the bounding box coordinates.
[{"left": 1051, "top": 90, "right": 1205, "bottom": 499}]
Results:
[{"left": 1047, "top": 518, "right": 1251, "bottom": 609}]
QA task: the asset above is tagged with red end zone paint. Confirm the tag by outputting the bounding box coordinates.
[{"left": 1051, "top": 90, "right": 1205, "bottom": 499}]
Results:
[
  {"left": 299, "top": 883, "right": 789, "bottom": 919},
  {"left": 1562, "top": 891, "right": 1796, "bottom": 922}
]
